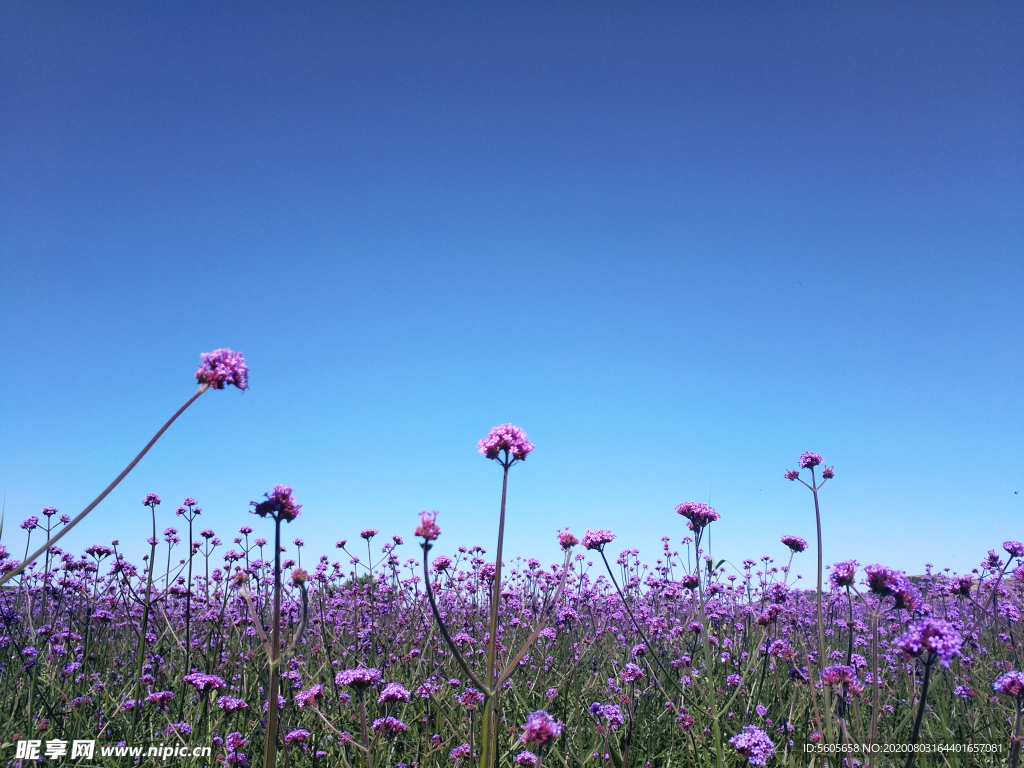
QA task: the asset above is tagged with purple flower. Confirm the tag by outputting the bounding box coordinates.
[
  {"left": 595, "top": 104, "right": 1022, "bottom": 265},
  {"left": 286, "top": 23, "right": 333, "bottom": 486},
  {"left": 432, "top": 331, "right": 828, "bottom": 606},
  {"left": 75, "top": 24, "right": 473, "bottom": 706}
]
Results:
[
  {"left": 217, "top": 696, "right": 249, "bottom": 712},
  {"left": 864, "top": 564, "right": 901, "bottom": 596},
  {"left": 432, "top": 556, "right": 452, "bottom": 572},
  {"left": 895, "top": 618, "right": 962, "bottom": 667},
  {"left": 335, "top": 667, "right": 383, "bottom": 690},
  {"left": 195, "top": 348, "right": 249, "bottom": 390},
  {"left": 729, "top": 725, "right": 776, "bottom": 766},
  {"left": 582, "top": 529, "right": 616, "bottom": 551},
  {"left": 784, "top": 470, "right": 800, "bottom": 481},
  {"left": 378, "top": 682, "right": 411, "bottom": 704},
  {"left": 415, "top": 511, "right": 441, "bottom": 541},
  {"left": 21, "top": 516, "right": 39, "bottom": 531},
  {"left": 450, "top": 744, "right": 472, "bottom": 763},
  {"left": 145, "top": 691, "right": 174, "bottom": 711},
  {"left": 143, "top": 493, "right": 161, "bottom": 508},
  {"left": 994, "top": 671, "right": 1024, "bottom": 697},
  {"left": 675, "top": 502, "right": 720, "bottom": 530},
  {"left": 819, "top": 664, "right": 857, "bottom": 686},
  {"left": 371, "top": 716, "right": 408, "bottom": 739},
  {"left": 1004, "top": 541, "right": 1024, "bottom": 559},
  {"left": 295, "top": 685, "right": 324, "bottom": 710},
  {"left": 799, "top": 452, "right": 823, "bottom": 469},
  {"left": 520, "top": 710, "right": 563, "bottom": 745},
  {"left": 821, "top": 465, "right": 835, "bottom": 479},
  {"left": 829, "top": 560, "right": 858, "bottom": 588},
  {"left": 360, "top": 529, "right": 378, "bottom": 540},
  {"left": 41, "top": 506, "right": 58, "bottom": 517},
  {"left": 558, "top": 528, "right": 579, "bottom": 550},
  {"left": 780, "top": 535, "right": 807, "bottom": 552},
  {"left": 620, "top": 663, "right": 646, "bottom": 682},
  {"left": 182, "top": 672, "right": 227, "bottom": 694},
  {"left": 515, "top": 752, "right": 538, "bottom": 766},
  {"left": 478, "top": 424, "right": 535, "bottom": 462},
  {"left": 284, "top": 729, "right": 310, "bottom": 745},
  {"left": 250, "top": 486, "right": 301, "bottom": 523}
]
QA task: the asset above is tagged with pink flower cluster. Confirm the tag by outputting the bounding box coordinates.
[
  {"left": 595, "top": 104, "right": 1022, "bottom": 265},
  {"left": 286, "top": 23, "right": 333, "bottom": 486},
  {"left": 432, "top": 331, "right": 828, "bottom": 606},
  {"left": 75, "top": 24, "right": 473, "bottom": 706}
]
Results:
[{"left": 477, "top": 423, "right": 535, "bottom": 462}]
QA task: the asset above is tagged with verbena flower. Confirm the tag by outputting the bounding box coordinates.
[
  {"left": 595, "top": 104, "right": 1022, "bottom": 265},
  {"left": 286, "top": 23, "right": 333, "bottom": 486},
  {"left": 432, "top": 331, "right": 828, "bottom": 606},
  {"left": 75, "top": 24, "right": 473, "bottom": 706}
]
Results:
[
  {"left": 729, "top": 725, "right": 775, "bottom": 766},
  {"left": 181, "top": 672, "right": 227, "bottom": 694},
  {"left": 829, "top": 560, "right": 858, "bottom": 588},
  {"left": 514, "top": 752, "right": 538, "bottom": 766},
  {"left": 360, "top": 529, "right": 378, "bottom": 540},
  {"left": 250, "top": 486, "right": 301, "bottom": 523},
  {"left": 781, "top": 535, "right": 807, "bottom": 552},
  {"left": 675, "top": 502, "right": 720, "bottom": 530},
  {"left": 195, "top": 348, "right": 249, "bottom": 390},
  {"left": 415, "top": 511, "right": 441, "bottom": 541},
  {"left": 295, "top": 685, "right": 324, "bottom": 710},
  {"left": 142, "top": 494, "right": 161, "bottom": 508},
  {"left": 450, "top": 744, "right": 472, "bottom": 763},
  {"left": 558, "top": 528, "right": 579, "bottom": 549},
  {"left": 378, "top": 682, "right": 411, "bottom": 704},
  {"left": 895, "top": 618, "right": 962, "bottom": 667},
  {"left": 478, "top": 424, "right": 534, "bottom": 462},
  {"left": 993, "top": 671, "right": 1024, "bottom": 697},
  {"left": 335, "top": 667, "right": 383, "bottom": 690},
  {"left": 1004, "top": 541, "right": 1024, "bottom": 558},
  {"left": 284, "top": 729, "right": 310, "bottom": 745},
  {"left": 799, "top": 452, "right": 823, "bottom": 469},
  {"left": 582, "top": 529, "right": 616, "bottom": 551},
  {"left": 520, "top": 710, "right": 563, "bottom": 745},
  {"left": 784, "top": 470, "right": 800, "bottom": 481},
  {"left": 371, "top": 716, "right": 408, "bottom": 739}
]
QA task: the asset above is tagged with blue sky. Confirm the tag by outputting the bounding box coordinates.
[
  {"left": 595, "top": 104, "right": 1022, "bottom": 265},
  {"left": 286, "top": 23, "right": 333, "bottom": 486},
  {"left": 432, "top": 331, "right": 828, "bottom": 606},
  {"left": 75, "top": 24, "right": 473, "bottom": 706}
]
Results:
[{"left": 1, "top": 2, "right": 1021, "bottom": 578}]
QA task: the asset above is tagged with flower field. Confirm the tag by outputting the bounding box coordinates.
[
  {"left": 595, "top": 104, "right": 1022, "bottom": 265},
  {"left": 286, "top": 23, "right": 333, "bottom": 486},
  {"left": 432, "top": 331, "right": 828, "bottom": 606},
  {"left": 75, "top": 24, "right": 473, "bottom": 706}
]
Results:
[{"left": 1, "top": 352, "right": 1021, "bottom": 767}]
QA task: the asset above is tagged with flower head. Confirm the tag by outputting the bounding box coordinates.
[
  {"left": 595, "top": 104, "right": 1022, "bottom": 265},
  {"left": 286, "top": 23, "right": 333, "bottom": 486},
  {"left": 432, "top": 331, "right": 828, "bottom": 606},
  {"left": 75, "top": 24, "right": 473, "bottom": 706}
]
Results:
[
  {"left": 784, "top": 469, "right": 801, "bottom": 481},
  {"left": 729, "top": 725, "right": 775, "bottom": 766},
  {"left": 360, "top": 529, "right": 378, "bottom": 540},
  {"left": 196, "top": 348, "right": 248, "bottom": 390},
  {"left": 520, "top": 710, "right": 563, "bottom": 745},
  {"left": 250, "top": 486, "right": 301, "bottom": 523},
  {"left": 558, "top": 528, "right": 579, "bottom": 550},
  {"left": 514, "top": 752, "right": 538, "bottom": 766},
  {"left": 864, "top": 564, "right": 901, "bottom": 597},
  {"left": 335, "top": 667, "right": 383, "bottom": 690},
  {"left": 295, "top": 685, "right": 324, "bottom": 710},
  {"left": 829, "top": 560, "right": 858, "bottom": 588},
  {"left": 284, "top": 729, "right": 310, "bottom": 745},
  {"left": 895, "top": 618, "right": 962, "bottom": 667},
  {"left": 1005, "top": 541, "right": 1024, "bottom": 559},
  {"left": 821, "top": 465, "right": 835, "bottom": 479},
  {"left": 415, "top": 511, "right": 441, "bottom": 541},
  {"left": 378, "top": 682, "right": 411, "bottom": 705},
  {"left": 143, "top": 494, "right": 161, "bottom": 508},
  {"left": 478, "top": 424, "right": 534, "bottom": 462},
  {"left": 371, "top": 716, "right": 407, "bottom": 739},
  {"left": 675, "top": 502, "right": 720, "bottom": 530},
  {"left": 799, "top": 452, "right": 823, "bottom": 469},
  {"left": 994, "top": 671, "right": 1024, "bottom": 698},
  {"left": 582, "top": 529, "right": 616, "bottom": 552},
  {"left": 780, "top": 535, "right": 807, "bottom": 553},
  {"left": 181, "top": 672, "right": 227, "bottom": 694},
  {"left": 819, "top": 664, "right": 857, "bottom": 687}
]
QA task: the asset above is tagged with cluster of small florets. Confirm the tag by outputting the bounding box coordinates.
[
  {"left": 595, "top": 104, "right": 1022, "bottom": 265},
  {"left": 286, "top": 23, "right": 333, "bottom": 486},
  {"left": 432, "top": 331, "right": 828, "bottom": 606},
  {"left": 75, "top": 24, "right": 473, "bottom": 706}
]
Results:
[
  {"left": 335, "top": 667, "right": 383, "bottom": 690},
  {"left": 477, "top": 423, "right": 535, "bottom": 462},
  {"left": 520, "top": 710, "right": 563, "bottom": 745},
  {"left": 558, "top": 528, "right": 579, "bottom": 550},
  {"left": 895, "top": 618, "right": 962, "bottom": 667},
  {"left": 588, "top": 702, "right": 625, "bottom": 727},
  {"left": 181, "top": 672, "right": 227, "bottom": 694},
  {"left": 993, "top": 671, "right": 1024, "bottom": 698},
  {"left": 780, "top": 535, "right": 807, "bottom": 552},
  {"left": 370, "top": 716, "right": 408, "bottom": 739},
  {"left": 250, "top": 485, "right": 302, "bottom": 523},
  {"left": 1004, "top": 541, "right": 1024, "bottom": 558},
  {"left": 675, "top": 501, "right": 720, "bottom": 530},
  {"left": 582, "top": 529, "right": 616, "bottom": 551},
  {"left": 415, "top": 511, "right": 441, "bottom": 541},
  {"left": 729, "top": 725, "right": 776, "bottom": 766},
  {"left": 820, "top": 664, "right": 857, "bottom": 686},
  {"left": 829, "top": 560, "right": 858, "bottom": 588},
  {"left": 377, "top": 682, "right": 411, "bottom": 704},
  {"left": 195, "top": 348, "right": 248, "bottom": 390}
]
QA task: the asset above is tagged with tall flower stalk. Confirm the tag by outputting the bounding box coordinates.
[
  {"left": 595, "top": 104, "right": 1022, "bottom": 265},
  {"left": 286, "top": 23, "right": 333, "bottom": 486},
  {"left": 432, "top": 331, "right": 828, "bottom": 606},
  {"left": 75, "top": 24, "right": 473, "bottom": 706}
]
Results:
[
  {"left": 251, "top": 485, "right": 303, "bottom": 768},
  {"left": 0, "top": 348, "right": 248, "bottom": 588},
  {"left": 785, "top": 452, "right": 834, "bottom": 742}
]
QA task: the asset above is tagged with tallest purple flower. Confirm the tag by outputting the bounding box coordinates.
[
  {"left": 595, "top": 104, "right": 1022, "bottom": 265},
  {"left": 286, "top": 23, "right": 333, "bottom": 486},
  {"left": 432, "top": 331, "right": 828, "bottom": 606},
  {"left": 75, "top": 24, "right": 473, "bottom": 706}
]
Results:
[
  {"left": 251, "top": 486, "right": 302, "bottom": 523},
  {"left": 477, "top": 424, "right": 534, "bottom": 463},
  {"left": 195, "top": 348, "right": 249, "bottom": 391}
]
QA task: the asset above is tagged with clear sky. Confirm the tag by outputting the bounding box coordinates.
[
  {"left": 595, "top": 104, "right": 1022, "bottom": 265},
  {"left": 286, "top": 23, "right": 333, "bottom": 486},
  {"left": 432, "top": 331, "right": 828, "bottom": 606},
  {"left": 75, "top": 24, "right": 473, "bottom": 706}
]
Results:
[{"left": 1, "top": 2, "right": 1021, "bottom": 579}]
